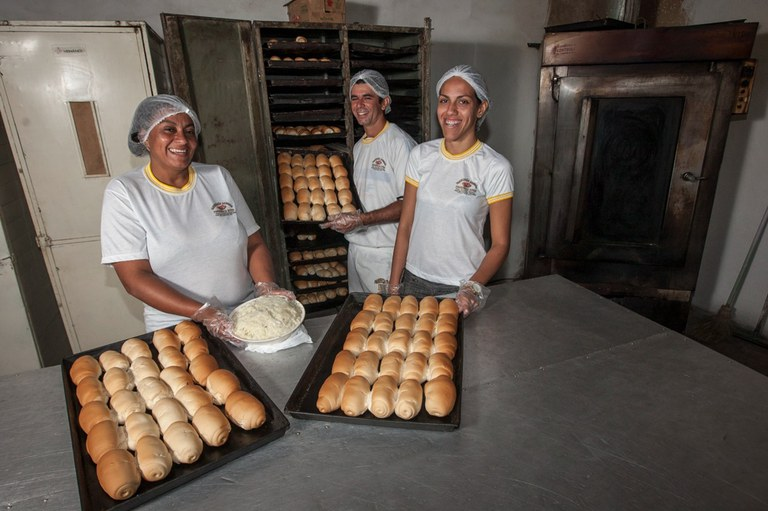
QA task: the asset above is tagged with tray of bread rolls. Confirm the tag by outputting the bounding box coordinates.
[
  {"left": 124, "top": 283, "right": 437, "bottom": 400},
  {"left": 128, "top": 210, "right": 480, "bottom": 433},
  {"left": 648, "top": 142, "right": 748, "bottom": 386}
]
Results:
[
  {"left": 61, "top": 321, "right": 290, "bottom": 511},
  {"left": 285, "top": 293, "right": 462, "bottom": 431}
]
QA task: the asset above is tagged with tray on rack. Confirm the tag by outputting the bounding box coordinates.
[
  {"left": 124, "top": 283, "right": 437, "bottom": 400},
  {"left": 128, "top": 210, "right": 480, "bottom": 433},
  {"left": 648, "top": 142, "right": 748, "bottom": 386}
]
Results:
[
  {"left": 62, "top": 329, "right": 290, "bottom": 511},
  {"left": 284, "top": 293, "right": 463, "bottom": 431}
]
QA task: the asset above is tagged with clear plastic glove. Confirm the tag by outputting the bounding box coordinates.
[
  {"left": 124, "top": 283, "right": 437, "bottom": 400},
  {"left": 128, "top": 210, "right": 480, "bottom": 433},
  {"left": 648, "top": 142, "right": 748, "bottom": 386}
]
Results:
[
  {"left": 191, "top": 301, "right": 237, "bottom": 342},
  {"left": 254, "top": 281, "right": 296, "bottom": 300},
  {"left": 455, "top": 280, "right": 491, "bottom": 317},
  {"left": 319, "top": 211, "right": 364, "bottom": 234},
  {"left": 387, "top": 281, "right": 401, "bottom": 296}
]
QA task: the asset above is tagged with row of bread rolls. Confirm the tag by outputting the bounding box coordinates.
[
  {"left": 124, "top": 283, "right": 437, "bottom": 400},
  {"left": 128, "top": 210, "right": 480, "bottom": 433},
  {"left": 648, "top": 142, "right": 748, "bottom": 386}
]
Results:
[
  {"left": 348, "top": 309, "right": 458, "bottom": 340},
  {"left": 317, "top": 372, "right": 456, "bottom": 419},
  {"left": 272, "top": 124, "right": 341, "bottom": 135},
  {"left": 294, "top": 260, "right": 347, "bottom": 278},
  {"left": 295, "top": 232, "right": 317, "bottom": 241},
  {"left": 288, "top": 246, "right": 347, "bottom": 262},
  {"left": 343, "top": 326, "right": 458, "bottom": 360},
  {"left": 332, "top": 349, "right": 454, "bottom": 385},
  {"left": 297, "top": 287, "right": 348, "bottom": 305},
  {"left": 268, "top": 55, "right": 333, "bottom": 63},
  {"left": 69, "top": 321, "right": 266, "bottom": 501},
  {"left": 295, "top": 279, "right": 347, "bottom": 290},
  {"left": 361, "top": 294, "right": 459, "bottom": 320}
]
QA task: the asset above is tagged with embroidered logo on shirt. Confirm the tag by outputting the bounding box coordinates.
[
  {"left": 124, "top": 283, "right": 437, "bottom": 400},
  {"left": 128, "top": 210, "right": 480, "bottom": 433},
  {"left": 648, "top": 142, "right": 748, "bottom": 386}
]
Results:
[
  {"left": 455, "top": 178, "right": 478, "bottom": 196},
  {"left": 371, "top": 157, "right": 387, "bottom": 172},
  {"left": 211, "top": 202, "right": 236, "bottom": 216}
]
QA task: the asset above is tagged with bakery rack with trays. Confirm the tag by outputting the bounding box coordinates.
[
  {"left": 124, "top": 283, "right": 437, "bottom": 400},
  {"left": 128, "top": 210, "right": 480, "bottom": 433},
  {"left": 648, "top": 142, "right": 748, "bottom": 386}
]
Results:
[
  {"left": 61, "top": 328, "right": 290, "bottom": 511},
  {"left": 284, "top": 293, "right": 463, "bottom": 431}
]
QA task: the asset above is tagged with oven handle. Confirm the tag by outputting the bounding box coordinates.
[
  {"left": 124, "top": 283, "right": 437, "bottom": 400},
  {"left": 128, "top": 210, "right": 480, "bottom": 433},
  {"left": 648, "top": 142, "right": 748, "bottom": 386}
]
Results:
[{"left": 681, "top": 171, "right": 707, "bottom": 182}]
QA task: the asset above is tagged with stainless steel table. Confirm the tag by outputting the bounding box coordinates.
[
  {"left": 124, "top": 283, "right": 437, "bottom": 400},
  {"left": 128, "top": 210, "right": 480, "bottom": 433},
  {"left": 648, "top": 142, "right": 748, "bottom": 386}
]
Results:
[{"left": 3, "top": 275, "right": 768, "bottom": 510}]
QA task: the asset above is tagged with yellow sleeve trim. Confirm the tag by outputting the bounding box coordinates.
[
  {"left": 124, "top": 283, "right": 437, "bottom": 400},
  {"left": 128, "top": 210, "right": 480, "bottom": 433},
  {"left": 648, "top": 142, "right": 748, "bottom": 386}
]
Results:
[
  {"left": 487, "top": 192, "right": 513, "bottom": 204},
  {"left": 405, "top": 176, "right": 419, "bottom": 187}
]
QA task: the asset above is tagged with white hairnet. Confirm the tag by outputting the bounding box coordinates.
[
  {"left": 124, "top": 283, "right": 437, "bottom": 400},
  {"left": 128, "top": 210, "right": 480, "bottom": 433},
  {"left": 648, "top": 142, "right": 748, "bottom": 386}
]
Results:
[
  {"left": 128, "top": 94, "right": 201, "bottom": 156},
  {"left": 350, "top": 69, "right": 391, "bottom": 114},
  {"left": 436, "top": 65, "right": 491, "bottom": 127}
]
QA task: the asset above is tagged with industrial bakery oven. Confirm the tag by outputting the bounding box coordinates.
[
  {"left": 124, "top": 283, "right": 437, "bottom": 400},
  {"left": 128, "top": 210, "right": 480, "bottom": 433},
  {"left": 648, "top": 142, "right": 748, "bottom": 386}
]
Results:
[
  {"left": 162, "top": 14, "right": 431, "bottom": 313},
  {"left": 525, "top": 21, "right": 758, "bottom": 331}
]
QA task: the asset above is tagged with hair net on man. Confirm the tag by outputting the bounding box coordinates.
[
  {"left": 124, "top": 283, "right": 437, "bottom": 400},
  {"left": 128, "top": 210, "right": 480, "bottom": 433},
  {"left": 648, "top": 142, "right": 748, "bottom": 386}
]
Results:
[
  {"left": 436, "top": 65, "right": 491, "bottom": 127},
  {"left": 350, "top": 69, "right": 392, "bottom": 114},
  {"left": 128, "top": 94, "right": 202, "bottom": 156}
]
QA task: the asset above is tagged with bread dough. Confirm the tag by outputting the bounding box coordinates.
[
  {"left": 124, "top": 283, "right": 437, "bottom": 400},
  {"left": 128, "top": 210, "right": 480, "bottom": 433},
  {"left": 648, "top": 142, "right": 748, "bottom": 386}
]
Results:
[{"left": 231, "top": 296, "right": 303, "bottom": 341}]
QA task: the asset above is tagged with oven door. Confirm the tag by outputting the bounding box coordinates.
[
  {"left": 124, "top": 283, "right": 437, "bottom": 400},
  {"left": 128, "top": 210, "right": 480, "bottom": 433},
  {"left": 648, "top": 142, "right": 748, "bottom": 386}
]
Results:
[{"left": 546, "top": 70, "right": 719, "bottom": 266}]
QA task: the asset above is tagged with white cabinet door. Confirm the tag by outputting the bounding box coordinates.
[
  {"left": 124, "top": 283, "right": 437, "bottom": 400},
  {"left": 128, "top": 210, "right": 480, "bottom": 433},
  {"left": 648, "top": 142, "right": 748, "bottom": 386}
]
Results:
[{"left": 0, "top": 23, "right": 157, "bottom": 351}]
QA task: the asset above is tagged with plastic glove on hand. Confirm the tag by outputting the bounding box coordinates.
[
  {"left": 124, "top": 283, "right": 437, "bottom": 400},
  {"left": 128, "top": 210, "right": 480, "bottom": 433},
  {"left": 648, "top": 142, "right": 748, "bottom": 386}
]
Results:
[
  {"left": 387, "top": 281, "right": 401, "bottom": 296},
  {"left": 254, "top": 281, "right": 296, "bottom": 300},
  {"left": 191, "top": 302, "right": 237, "bottom": 342},
  {"left": 318, "top": 211, "right": 363, "bottom": 233},
  {"left": 455, "top": 280, "right": 490, "bottom": 317}
]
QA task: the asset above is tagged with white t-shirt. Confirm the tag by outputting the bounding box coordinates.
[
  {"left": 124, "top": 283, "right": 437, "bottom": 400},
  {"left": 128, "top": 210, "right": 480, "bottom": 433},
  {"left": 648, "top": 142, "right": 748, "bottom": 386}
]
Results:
[
  {"left": 101, "top": 163, "right": 259, "bottom": 331},
  {"left": 346, "top": 121, "right": 416, "bottom": 248},
  {"left": 404, "top": 139, "right": 514, "bottom": 285}
]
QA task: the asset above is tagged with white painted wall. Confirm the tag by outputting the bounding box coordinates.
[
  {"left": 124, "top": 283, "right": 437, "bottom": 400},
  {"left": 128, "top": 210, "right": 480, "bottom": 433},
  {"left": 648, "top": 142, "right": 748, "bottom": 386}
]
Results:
[{"left": 3, "top": 0, "right": 768, "bottom": 337}]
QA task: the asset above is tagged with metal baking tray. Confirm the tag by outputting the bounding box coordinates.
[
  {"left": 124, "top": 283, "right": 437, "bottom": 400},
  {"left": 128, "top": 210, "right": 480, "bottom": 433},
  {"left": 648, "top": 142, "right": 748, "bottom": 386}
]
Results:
[
  {"left": 61, "top": 328, "right": 290, "bottom": 511},
  {"left": 284, "top": 293, "right": 462, "bottom": 431}
]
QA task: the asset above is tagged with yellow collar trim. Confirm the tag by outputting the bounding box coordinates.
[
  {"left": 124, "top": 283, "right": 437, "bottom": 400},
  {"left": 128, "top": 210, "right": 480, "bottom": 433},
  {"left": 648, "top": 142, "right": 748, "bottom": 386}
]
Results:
[
  {"left": 362, "top": 121, "right": 390, "bottom": 144},
  {"left": 440, "top": 139, "right": 483, "bottom": 160},
  {"left": 145, "top": 164, "right": 196, "bottom": 193}
]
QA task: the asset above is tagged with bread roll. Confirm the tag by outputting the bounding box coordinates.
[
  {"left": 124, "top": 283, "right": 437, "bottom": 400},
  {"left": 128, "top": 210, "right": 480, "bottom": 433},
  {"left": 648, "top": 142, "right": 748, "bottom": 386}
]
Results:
[
  {"left": 341, "top": 203, "right": 358, "bottom": 214},
  {"left": 310, "top": 204, "right": 326, "bottom": 222},
  {"left": 163, "top": 421, "right": 203, "bottom": 464},
  {"left": 350, "top": 310, "right": 375, "bottom": 332},
  {"left": 400, "top": 295, "right": 419, "bottom": 316},
  {"left": 334, "top": 176, "right": 350, "bottom": 191},
  {"left": 96, "top": 449, "right": 141, "bottom": 501},
  {"left": 342, "top": 328, "right": 368, "bottom": 355},
  {"left": 125, "top": 411, "right": 161, "bottom": 451},
  {"left": 86, "top": 420, "right": 128, "bottom": 464},
  {"left": 296, "top": 188, "right": 311, "bottom": 204},
  {"left": 386, "top": 329, "right": 410, "bottom": 357},
  {"left": 293, "top": 176, "right": 309, "bottom": 192},
  {"left": 395, "top": 313, "right": 416, "bottom": 334},
  {"left": 130, "top": 356, "right": 161, "bottom": 382},
  {"left": 424, "top": 375, "right": 457, "bottom": 417},
  {"left": 337, "top": 188, "right": 353, "bottom": 206},
  {"left": 175, "top": 383, "right": 214, "bottom": 417},
  {"left": 175, "top": 321, "right": 203, "bottom": 343},
  {"left": 160, "top": 366, "right": 194, "bottom": 394},
  {"left": 352, "top": 350, "right": 379, "bottom": 384},
  {"left": 188, "top": 353, "right": 219, "bottom": 385},
  {"left": 433, "top": 332, "right": 458, "bottom": 360},
  {"left": 136, "top": 376, "right": 173, "bottom": 409},
  {"left": 414, "top": 315, "right": 436, "bottom": 335},
  {"left": 364, "top": 331, "right": 388, "bottom": 358},
  {"left": 419, "top": 296, "right": 439, "bottom": 317},
  {"left": 410, "top": 331, "right": 433, "bottom": 358},
  {"left": 103, "top": 367, "right": 135, "bottom": 396},
  {"left": 109, "top": 390, "right": 146, "bottom": 423},
  {"left": 439, "top": 298, "right": 460, "bottom": 318},
  {"left": 435, "top": 314, "right": 458, "bottom": 335},
  {"left": 340, "top": 375, "right": 370, "bottom": 417},
  {"left": 78, "top": 400, "right": 117, "bottom": 434},
  {"left": 378, "top": 352, "right": 404, "bottom": 382},
  {"left": 372, "top": 312, "right": 393, "bottom": 334},
  {"left": 382, "top": 296, "right": 402, "bottom": 317},
  {"left": 152, "top": 328, "right": 181, "bottom": 352},
  {"left": 205, "top": 369, "right": 241, "bottom": 405},
  {"left": 324, "top": 189, "right": 338, "bottom": 205},
  {"left": 135, "top": 436, "right": 172, "bottom": 482},
  {"left": 332, "top": 165, "right": 348, "bottom": 179},
  {"left": 326, "top": 203, "right": 341, "bottom": 216},
  {"left": 157, "top": 347, "right": 188, "bottom": 370},
  {"left": 192, "top": 404, "right": 231, "bottom": 447},
  {"left": 369, "top": 375, "right": 397, "bottom": 418},
  {"left": 363, "top": 293, "right": 383, "bottom": 312},
  {"left": 303, "top": 153, "right": 316, "bottom": 166},
  {"left": 281, "top": 186, "right": 295, "bottom": 204},
  {"left": 279, "top": 173, "right": 293, "bottom": 189},
  {"left": 428, "top": 353, "right": 455, "bottom": 380},
  {"left": 70, "top": 355, "right": 102, "bottom": 385},
  {"left": 329, "top": 154, "right": 344, "bottom": 167},
  {"left": 317, "top": 164, "right": 332, "bottom": 178},
  {"left": 394, "top": 379, "right": 423, "bottom": 420},
  {"left": 98, "top": 350, "right": 130, "bottom": 372},
  {"left": 297, "top": 203, "right": 311, "bottom": 221},
  {"left": 291, "top": 153, "right": 304, "bottom": 166},
  {"left": 310, "top": 187, "right": 324, "bottom": 205},
  {"left": 183, "top": 337, "right": 209, "bottom": 361},
  {"left": 307, "top": 176, "right": 321, "bottom": 191},
  {"left": 331, "top": 349, "right": 356, "bottom": 376},
  {"left": 121, "top": 338, "right": 152, "bottom": 361},
  {"left": 151, "top": 397, "right": 188, "bottom": 433},
  {"left": 319, "top": 175, "right": 335, "bottom": 191},
  {"left": 283, "top": 202, "right": 298, "bottom": 221},
  {"left": 224, "top": 390, "right": 267, "bottom": 430},
  {"left": 76, "top": 375, "right": 108, "bottom": 407},
  {"left": 316, "top": 153, "right": 330, "bottom": 166},
  {"left": 402, "top": 352, "right": 428, "bottom": 383},
  {"left": 316, "top": 372, "right": 349, "bottom": 413}
]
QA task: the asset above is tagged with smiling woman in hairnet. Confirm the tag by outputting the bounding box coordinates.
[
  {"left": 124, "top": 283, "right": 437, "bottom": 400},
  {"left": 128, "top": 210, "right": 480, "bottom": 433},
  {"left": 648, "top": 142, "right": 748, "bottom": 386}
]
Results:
[
  {"left": 388, "top": 65, "right": 514, "bottom": 317},
  {"left": 100, "top": 94, "right": 292, "bottom": 340}
]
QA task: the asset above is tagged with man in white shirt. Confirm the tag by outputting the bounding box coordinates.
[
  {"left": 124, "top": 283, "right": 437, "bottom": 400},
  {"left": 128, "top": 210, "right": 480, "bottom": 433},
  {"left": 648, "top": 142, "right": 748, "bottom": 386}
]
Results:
[{"left": 321, "top": 70, "right": 416, "bottom": 293}]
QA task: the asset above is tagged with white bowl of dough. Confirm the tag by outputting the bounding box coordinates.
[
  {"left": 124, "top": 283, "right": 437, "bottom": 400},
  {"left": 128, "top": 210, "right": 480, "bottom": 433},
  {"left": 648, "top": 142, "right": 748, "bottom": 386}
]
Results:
[{"left": 230, "top": 295, "right": 306, "bottom": 343}]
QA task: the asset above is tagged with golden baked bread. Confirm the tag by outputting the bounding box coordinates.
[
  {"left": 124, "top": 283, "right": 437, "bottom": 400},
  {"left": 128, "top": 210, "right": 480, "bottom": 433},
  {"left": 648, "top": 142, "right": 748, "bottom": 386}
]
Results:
[
  {"left": 424, "top": 375, "right": 456, "bottom": 417},
  {"left": 152, "top": 328, "right": 181, "bottom": 352},
  {"left": 363, "top": 293, "right": 383, "bottom": 312},
  {"left": 188, "top": 353, "right": 219, "bottom": 386},
  {"left": 98, "top": 350, "right": 130, "bottom": 372},
  {"left": 433, "top": 332, "right": 458, "bottom": 360},
  {"left": 86, "top": 420, "right": 127, "bottom": 464},
  {"left": 428, "top": 353, "right": 455, "bottom": 380},
  {"left": 320, "top": 175, "right": 335, "bottom": 191},
  {"left": 163, "top": 421, "right": 203, "bottom": 464},
  {"left": 326, "top": 203, "right": 342, "bottom": 216},
  {"left": 332, "top": 165, "right": 348, "bottom": 179},
  {"left": 124, "top": 411, "right": 161, "bottom": 451},
  {"left": 414, "top": 315, "right": 436, "bottom": 336},
  {"left": 340, "top": 375, "right": 370, "bottom": 417},
  {"left": 418, "top": 296, "right": 439, "bottom": 317},
  {"left": 341, "top": 203, "right": 358, "bottom": 214},
  {"left": 342, "top": 327, "right": 368, "bottom": 355},
  {"left": 284, "top": 202, "right": 299, "bottom": 221},
  {"left": 324, "top": 189, "right": 338, "bottom": 205},
  {"left": 352, "top": 350, "right": 379, "bottom": 385},
  {"left": 395, "top": 313, "right": 416, "bottom": 334},
  {"left": 121, "top": 338, "right": 152, "bottom": 361},
  {"left": 364, "top": 331, "right": 388, "bottom": 358},
  {"left": 399, "top": 295, "right": 419, "bottom": 316},
  {"left": 281, "top": 186, "right": 295, "bottom": 204},
  {"left": 401, "top": 352, "right": 428, "bottom": 383},
  {"left": 175, "top": 383, "right": 214, "bottom": 417},
  {"left": 337, "top": 188, "right": 353, "bottom": 206},
  {"left": 76, "top": 375, "right": 108, "bottom": 407},
  {"left": 159, "top": 366, "right": 194, "bottom": 394},
  {"left": 382, "top": 296, "right": 402, "bottom": 317},
  {"left": 224, "top": 390, "right": 267, "bottom": 430},
  {"left": 151, "top": 397, "right": 188, "bottom": 433},
  {"left": 205, "top": 369, "right": 241, "bottom": 405},
  {"left": 102, "top": 367, "right": 135, "bottom": 396},
  {"left": 157, "top": 347, "right": 188, "bottom": 370},
  {"left": 350, "top": 310, "right": 375, "bottom": 332},
  {"left": 96, "top": 449, "right": 141, "bottom": 500},
  {"left": 334, "top": 176, "right": 350, "bottom": 191},
  {"left": 174, "top": 320, "right": 203, "bottom": 343},
  {"left": 394, "top": 379, "right": 423, "bottom": 420},
  {"left": 372, "top": 312, "right": 394, "bottom": 334},
  {"left": 192, "top": 404, "right": 232, "bottom": 447},
  {"left": 378, "top": 352, "right": 404, "bottom": 382},
  {"left": 135, "top": 376, "right": 174, "bottom": 410},
  {"left": 78, "top": 400, "right": 117, "bottom": 434},
  {"left": 369, "top": 375, "right": 397, "bottom": 418},
  {"left": 310, "top": 204, "right": 326, "bottom": 222},
  {"left": 435, "top": 314, "right": 458, "bottom": 336},
  {"left": 438, "top": 298, "right": 460, "bottom": 318},
  {"left": 329, "top": 154, "right": 344, "bottom": 167},
  {"left": 109, "top": 389, "right": 146, "bottom": 423},
  {"left": 135, "top": 436, "right": 172, "bottom": 482},
  {"left": 130, "top": 356, "right": 161, "bottom": 383},
  {"left": 316, "top": 373, "right": 348, "bottom": 413},
  {"left": 182, "top": 337, "right": 209, "bottom": 361},
  {"left": 70, "top": 355, "right": 102, "bottom": 385},
  {"left": 386, "top": 329, "right": 410, "bottom": 357},
  {"left": 296, "top": 188, "right": 311, "bottom": 204},
  {"left": 331, "top": 349, "right": 356, "bottom": 376},
  {"left": 410, "top": 331, "right": 433, "bottom": 358},
  {"left": 297, "top": 203, "right": 312, "bottom": 221}
]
